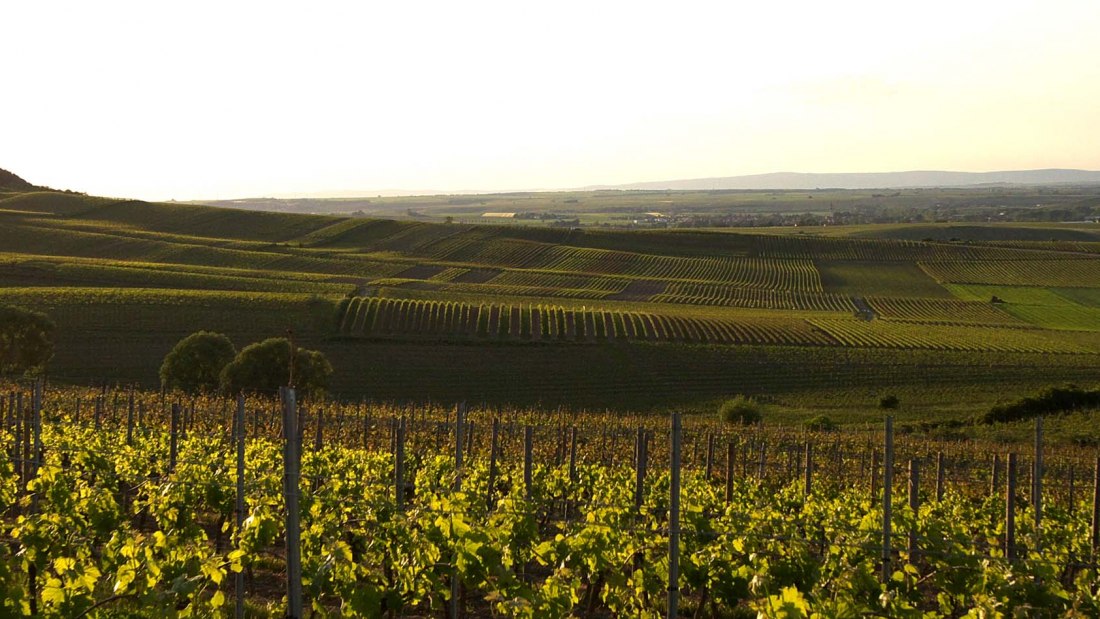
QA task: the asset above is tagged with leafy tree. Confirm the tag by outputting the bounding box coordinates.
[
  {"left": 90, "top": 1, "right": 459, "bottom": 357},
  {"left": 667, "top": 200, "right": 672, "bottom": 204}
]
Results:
[
  {"left": 718, "top": 395, "right": 762, "bottom": 426},
  {"left": 0, "top": 304, "right": 55, "bottom": 376},
  {"left": 220, "top": 337, "right": 333, "bottom": 398},
  {"left": 159, "top": 331, "right": 237, "bottom": 394}
]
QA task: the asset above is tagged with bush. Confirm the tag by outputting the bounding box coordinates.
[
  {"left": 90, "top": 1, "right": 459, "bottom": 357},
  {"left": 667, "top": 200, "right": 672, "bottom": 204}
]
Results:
[
  {"left": 0, "top": 304, "right": 55, "bottom": 377},
  {"left": 220, "top": 337, "right": 333, "bottom": 398},
  {"left": 879, "top": 395, "right": 900, "bottom": 409},
  {"left": 160, "top": 331, "right": 236, "bottom": 394},
  {"left": 980, "top": 384, "right": 1100, "bottom": 424},
  {"left": 805, "top": 415, "right": 836, "bottom": 432},
  {"left": 718, "top": 395, "right": 762, "bottom": 426}
]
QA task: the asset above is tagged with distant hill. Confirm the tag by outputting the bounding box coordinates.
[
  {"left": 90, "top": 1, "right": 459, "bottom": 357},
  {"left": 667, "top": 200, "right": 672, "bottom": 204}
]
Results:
[
  {"left": 0, "top": 168, "right": 41, "bottom": 191},
  {"left": 586, "top": 169, "right": 1100, "bottom": 191}
]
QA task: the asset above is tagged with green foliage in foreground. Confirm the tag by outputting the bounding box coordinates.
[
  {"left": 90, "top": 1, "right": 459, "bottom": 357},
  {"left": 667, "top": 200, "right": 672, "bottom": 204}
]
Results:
[
  {"left": 159, "top": 331, "right": 237, "bottom": 394},
  {"left": 6, "top": 416, "right": 1099, "bottom": 617},
  {"left": 0, "top": 303, "right": 55, "bottom": 376},
  {"left": 220, "top": 337, "right": 333, "bottom": 398}
]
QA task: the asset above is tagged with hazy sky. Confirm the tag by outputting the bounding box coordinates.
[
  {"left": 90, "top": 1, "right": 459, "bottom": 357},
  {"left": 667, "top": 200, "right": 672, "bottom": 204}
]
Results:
[{"left": 3, "top": 0, "right": 1099, "bottom": 200}]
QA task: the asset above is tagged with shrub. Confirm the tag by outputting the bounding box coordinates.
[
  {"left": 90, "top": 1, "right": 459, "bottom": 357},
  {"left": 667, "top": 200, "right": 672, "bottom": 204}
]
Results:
[
  {"left": 160, "top": 331, "right": 236, "bottom": 394},
  {"left": 805, "top": 415, "right": 836, "bottom": 432},
  {"left": 718, "top": 395, "right": 762, "bottom": 426},
  {"left": 879, "top": 395, "right": 900, "bottom": 409},
  {"left": 980, "top": 384, "right": 1100, "bottom": 424}
]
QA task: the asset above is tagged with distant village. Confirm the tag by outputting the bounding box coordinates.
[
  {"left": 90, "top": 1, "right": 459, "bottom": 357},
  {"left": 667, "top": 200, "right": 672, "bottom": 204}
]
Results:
[{"left": 479, "top": 204, "right": 1100, "bottom": 229}]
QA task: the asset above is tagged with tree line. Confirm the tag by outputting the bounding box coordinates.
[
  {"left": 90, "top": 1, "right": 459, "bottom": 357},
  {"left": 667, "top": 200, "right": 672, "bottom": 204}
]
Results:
[
  {"left": 159, "top": 331, "right": 331, "bottom": 397},
  {"left": 1, "top": 303, "right": 331, "bottom": 397}
]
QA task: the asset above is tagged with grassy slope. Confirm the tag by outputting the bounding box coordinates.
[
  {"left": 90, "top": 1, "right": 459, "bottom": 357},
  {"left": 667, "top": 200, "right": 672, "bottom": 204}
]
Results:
[
  {"left": 818, "top": 262, "right": 953, "bottom": 298},
  {"left": 944, "top": 284, "right": 1100, "bottom": 331},
  {"left": 4, "top": 190, "right": 1100, "bottom": 418}
]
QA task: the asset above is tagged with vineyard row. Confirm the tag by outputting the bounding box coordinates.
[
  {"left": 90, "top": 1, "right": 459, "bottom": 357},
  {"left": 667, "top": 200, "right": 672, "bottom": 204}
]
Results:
[
  {"left": 336, "top": 296, "right": 835, "bottom": 346},
  {"left": 3, "top": 384, "right": 1099, "bottom": 618}
]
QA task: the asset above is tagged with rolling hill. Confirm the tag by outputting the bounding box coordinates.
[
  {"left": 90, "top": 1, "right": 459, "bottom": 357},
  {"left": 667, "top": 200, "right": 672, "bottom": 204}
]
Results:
[{"left": 2, "top": 177, "right": 1099, "bottom": 418}]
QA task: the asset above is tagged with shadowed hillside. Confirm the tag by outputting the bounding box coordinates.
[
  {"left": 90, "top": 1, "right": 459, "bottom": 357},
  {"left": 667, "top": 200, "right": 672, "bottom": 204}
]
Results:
[{"left": 0, "top": 167, "right": 43, "bottom": 191}]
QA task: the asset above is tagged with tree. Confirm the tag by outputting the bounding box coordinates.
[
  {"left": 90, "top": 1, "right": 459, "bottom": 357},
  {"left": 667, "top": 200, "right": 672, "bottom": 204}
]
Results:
[
  {"left": 159, "top": 331, "right": 237, "bottom": 394},
  {"left": 718, "top": 395, "right": 762, "bottom": 426},
  {"left": 0, "top": 304, "right": 55, "bottom": 376},
  {"left": 220, "top": 337, "right": 333, "bottom": 398}
]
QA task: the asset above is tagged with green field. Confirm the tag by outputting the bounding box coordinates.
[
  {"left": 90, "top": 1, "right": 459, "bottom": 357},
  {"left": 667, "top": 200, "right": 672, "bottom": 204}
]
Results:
[{"left": 4, "top": 188, "right": 1100, "bottom": 420}]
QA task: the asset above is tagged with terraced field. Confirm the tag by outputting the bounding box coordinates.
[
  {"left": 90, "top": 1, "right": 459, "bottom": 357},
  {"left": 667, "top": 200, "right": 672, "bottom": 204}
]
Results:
[{"left": 5, "top": 187, "right": 1100, "bottom": 413}]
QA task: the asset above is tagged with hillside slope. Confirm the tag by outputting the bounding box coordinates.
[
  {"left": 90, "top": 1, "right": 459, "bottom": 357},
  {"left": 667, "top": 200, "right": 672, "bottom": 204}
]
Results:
[
  {"left": 1, "top": 183, "right": 1099, "bottom": 414},
  {"left": 0, "top": 167, "right": 42, "bottom": 191}
]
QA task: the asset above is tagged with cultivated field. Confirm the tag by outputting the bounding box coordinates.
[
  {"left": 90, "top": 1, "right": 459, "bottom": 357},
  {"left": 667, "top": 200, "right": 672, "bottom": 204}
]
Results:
[
  {"left": 2, "top": 188, "right": 1100, "bottom": 418},
  {"left": 4, "top": 183, "right": 1100, "bottom": 618}
]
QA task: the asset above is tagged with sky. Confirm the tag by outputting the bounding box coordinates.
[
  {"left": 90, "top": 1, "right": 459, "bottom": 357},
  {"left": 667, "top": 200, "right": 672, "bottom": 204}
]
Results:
[{"left": 3, "top": 0, "right": 1099, "bottom": 201}]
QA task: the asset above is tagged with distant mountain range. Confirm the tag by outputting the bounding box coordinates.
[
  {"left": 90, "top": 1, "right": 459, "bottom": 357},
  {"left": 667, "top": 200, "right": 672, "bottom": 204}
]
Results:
[{"left": 584, "top": 169, "right": 1100, "bottom": 192}]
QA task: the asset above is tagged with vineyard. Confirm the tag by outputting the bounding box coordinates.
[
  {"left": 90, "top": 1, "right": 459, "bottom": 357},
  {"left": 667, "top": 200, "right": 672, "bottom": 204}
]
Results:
[
  {"left": 652, "top": 284, "right": 855, "bottom": 312},
  {"left": 751, "top": 234, "right": 1043, "bottom": 262},
  {"left": 865, "top": 296, "right": 1026, "bottom": 326},
  {"left": 808, "top": 317, "right": 1100, "bottom": 354},
  {"left": 3, "top": 383, "right": 1100, "bottom": 617},
  {"left": 920, "top": 259, "right": 1100, "bottom": 288},
  {"left": 335, "top": 297, "right": 836, "bottom": 346},
  {"left": 5, "top": 187, "right": 1100, "bottom": 412},
  {"left": 943, "top": 285, "right": 1100, "bottom": 332}
]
